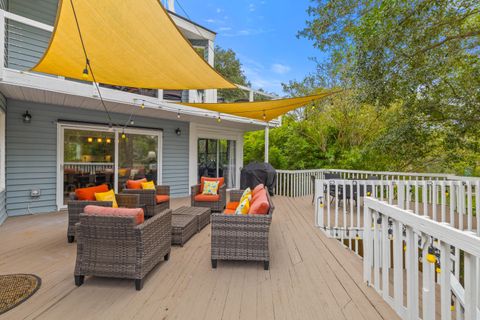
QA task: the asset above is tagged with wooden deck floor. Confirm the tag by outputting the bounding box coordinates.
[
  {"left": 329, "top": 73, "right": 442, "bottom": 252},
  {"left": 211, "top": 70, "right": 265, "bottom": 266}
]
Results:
[{"left": 0, "top": 196, "right": 398, "bottom": 320}]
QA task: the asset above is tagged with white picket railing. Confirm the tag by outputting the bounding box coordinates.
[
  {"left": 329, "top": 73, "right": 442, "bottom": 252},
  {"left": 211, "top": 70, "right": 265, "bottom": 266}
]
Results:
[
  {"left": 364, "top": 197, "right": 480, "bottom": 320},
  {"left": 276, "top": 168, "right": 479, "bottom": 197}
]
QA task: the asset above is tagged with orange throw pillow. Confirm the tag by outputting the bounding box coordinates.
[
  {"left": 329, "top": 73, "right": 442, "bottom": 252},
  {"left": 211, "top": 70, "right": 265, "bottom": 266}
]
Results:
[
  {"left": 248, "top": 189, "right": 269, "bottom": 215},
  {"left": 199, "top": 177, "right": 224, "bottom": 193},
  {"left": 75, "top": 184, "right": 109, "bottom": 201},
  {"left": 126, "top": 178, "right": 147, "bottom": 189},
  {"left": 84, "top": 205, "right": 144, "bottom": 225},
  {"left": 252, "top": 184, "right": 265, "bottom": 196},
  {"left": 226, "top": 202, "right": 239, "bottom": 210}
]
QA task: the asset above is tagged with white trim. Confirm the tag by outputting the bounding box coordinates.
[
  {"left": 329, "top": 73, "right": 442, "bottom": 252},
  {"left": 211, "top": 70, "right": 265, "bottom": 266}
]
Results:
[{"left": 56, "top": 123, "right": 163, "bottom": 209}]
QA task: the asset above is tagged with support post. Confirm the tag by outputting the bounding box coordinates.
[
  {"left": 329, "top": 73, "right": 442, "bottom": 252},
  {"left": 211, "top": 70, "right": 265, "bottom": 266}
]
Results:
[{"left": 264, "top": 124, "right": 269, "bottom": 163}]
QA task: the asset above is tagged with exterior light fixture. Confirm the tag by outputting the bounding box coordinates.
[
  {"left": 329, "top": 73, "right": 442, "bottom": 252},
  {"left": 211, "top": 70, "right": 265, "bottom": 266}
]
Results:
[
  {"left": 121, "top": 132, "right": 126, "bottom": 139},
  {"left": 87, "top": 137, "right": 93, "bottom": 143},
  {"left": 22, "top": 111, "right": 32, "bottom": 123},
  {"left": 106, "top": 138, "right": 111, "bottom": 143},
  {"left": 175, "top": 128, "right": 181, "bottom": 136},
  {"left": 97, "top": 138, "right": 103, "bottom": 143}
]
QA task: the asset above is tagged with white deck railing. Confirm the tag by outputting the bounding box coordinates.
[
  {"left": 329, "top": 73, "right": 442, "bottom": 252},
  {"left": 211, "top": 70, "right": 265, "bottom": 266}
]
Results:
[
  {"left": 275, "top": 168, "right": 478, "bottom": 197},
  {"left": 364, "top": 198, "right": 480, "bottom": 320}
]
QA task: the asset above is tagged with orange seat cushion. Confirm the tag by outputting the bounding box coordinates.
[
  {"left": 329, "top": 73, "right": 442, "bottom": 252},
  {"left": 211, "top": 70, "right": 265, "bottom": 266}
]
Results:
[
  {"left": 248, "top": 189, "right": 269, "bottom": 215},
  {"left": 75, "top": 184, "right": 109, "bottom": 201},
  {"left": 252, "top": 184, "right": 265, "bottom": 196},
  {"left": 126, "top": 178, "right": 147, "bottom": 189},
  {"left": 199, "top": 177, "right": 224, "bottom": 193},
  {"left": 223, "top": 208, "right": 236, "bottom": 214},
  {"left": 226, "top": 202, "right": 239, "bottom": 210},
  {"left": 84, "top": 205, "right": 145, "bottom": 225},
  {"left": 194, "top": 194, "right": 220, "bottom": 202},
  {"left": 156, "top": 195, "right": 170, "bottom": 204}
]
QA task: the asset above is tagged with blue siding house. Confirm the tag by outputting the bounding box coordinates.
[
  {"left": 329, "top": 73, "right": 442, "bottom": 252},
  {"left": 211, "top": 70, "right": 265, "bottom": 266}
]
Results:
[{"left": 0, "top": 0, "right": 268, "bottom": 222}]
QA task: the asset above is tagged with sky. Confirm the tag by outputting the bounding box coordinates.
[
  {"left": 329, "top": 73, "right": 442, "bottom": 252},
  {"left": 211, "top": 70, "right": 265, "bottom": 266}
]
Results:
[{"left": 172, "top": 0, "right": 327, "bottom": 96}]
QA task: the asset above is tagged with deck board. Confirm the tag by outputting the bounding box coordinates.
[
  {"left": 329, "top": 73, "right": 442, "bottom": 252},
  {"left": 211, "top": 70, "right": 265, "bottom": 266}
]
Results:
[{"left": 0, "top": 196, "right": 398, "bottom": 320}]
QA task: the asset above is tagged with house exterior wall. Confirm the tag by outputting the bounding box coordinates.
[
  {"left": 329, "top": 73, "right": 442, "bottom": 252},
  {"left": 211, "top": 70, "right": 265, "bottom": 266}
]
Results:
[
  {"left": 0, "top": 93, "right": 6, "bottom": 224},
  {"left": 5, "top": 99, "right": 189, "bottom": 216}
]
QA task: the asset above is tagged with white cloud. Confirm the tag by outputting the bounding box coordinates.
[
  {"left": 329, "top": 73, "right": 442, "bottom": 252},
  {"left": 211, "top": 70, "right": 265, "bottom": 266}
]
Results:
[
  {"left": 271, "top": 63, "right": 291, "bottom": 75},
  {"left": 216, "top": 8, "right": 223, "bottom": 13},
  {"left": 222, "top": 27, "right": 274, "bottom": 37},
  {"left": 217, "top": 27, "right": 232, "bottom": 32},
  {"left": 239, "top": 56, "right": 284, "bottom": 94},
  {"left": 248, "top": 3, "right": 256, "bottom": 12}
]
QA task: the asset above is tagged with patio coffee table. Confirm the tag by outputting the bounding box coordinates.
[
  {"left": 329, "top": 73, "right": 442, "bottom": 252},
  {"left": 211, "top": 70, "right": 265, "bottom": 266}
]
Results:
[
  {"left": 173, "top": 206, "right": 211, "bottom": 232},
  {"left": 171, "top": 214, "right": 197, "bottom": 246}
]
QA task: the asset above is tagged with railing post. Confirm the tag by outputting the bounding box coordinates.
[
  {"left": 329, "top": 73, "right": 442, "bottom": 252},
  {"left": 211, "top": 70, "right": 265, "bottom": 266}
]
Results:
[
  {"left": 440, "top": 240, "right": 452, "bottom": 320},
  {"left": 0, "top": 9, "right": 5, "bottom": 77},
  {"left": 464, "top": 252, "right": 477, "bottom": 320},
  {"left": 363, "top": 203, "right": 372, "bottom": 284}
]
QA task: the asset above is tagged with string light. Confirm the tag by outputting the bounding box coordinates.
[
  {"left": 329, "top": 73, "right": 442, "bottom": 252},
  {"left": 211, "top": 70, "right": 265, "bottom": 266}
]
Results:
[
  {"left": 97, "top": 137, "right": 102, "bottom": 143},
  {"left": 141, "top": 103, "right": 145, "bottom": 109},
  {"left": 262, "top": 110, "right": 266, "bottom": 121},
  {"left": 130, "top": 120, "right": 134, "bottom": 125},
  {"left": 177, "top": 111, "right": 181, "bottom": 119},
  {"left": 121, "top": 131, "right": 126, "bottom": 139},
  {"left": 87, "top": 137, "right": 93, "bottom": 143},
  {"left": 217, "top": 115, "right": 221, "bottom": 123},
  {"left": 82, "top": 66, "right": 88, "bottom": 79}
]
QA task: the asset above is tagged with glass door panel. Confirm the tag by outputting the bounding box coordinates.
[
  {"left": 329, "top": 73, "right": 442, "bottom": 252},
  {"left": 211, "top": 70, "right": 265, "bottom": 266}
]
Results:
[
  {"left": 118, "top": 132, "right": 159, "bottom": 191},
  {"left": 219, "top": 140, "right": 236, "bottom": 188},
  {"left": 63, "top": 129, "right": 115, "bottom": 205},
  {"left": 197, "top": 138, "right": 236, "bottom": 188},
  {"left": 197, "top": 138, "right": 218, "bottom": 181}
]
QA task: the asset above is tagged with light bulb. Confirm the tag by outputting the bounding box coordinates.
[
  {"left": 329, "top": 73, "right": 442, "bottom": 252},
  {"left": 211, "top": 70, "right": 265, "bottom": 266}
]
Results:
[
  {"left": 97, "top": 138, "right": 102, "bottom": 143},
  {"left": 121, "top": 133, "right": 126, "bottom": 139},
  {"left": 141, "top": 103, "right": 145, "bottom": 109},
  {"left": 82, "top": 67, "right": 88, "bottom": 80},
  {"left": 87, "top": 137, "right": 93, "bottom": 143},
  {"left": 217, "top": 116, "right": 221, "bottom": 123},
  {"left": 177, "top": 112, "right": 181, "bottom": 119},
  {"left": 130, "top": 120, "right": 134, "bottom": 125}
]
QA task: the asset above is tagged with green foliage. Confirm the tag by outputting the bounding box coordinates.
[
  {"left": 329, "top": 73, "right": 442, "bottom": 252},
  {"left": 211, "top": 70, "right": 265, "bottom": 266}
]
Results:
[
  {"left": 214, "top": 46, "right": 250, "bottom": 102},
  {"left": 243, "top": 0, "right": 480, "bottom": 176}
]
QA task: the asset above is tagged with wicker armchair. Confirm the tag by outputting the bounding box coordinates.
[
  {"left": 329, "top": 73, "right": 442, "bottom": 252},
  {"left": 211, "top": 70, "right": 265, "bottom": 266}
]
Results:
[
  {"left": 67, "top": 193, "right": 140, "bottom": 243},
  {"left": 211, "top": 189, "right": 274, "bottom": 270},
  {"left": 122, "top": 185, "right": 170, "bottom": 218},
  {"left": 191, "top": 184, "right": 226, "bottom": 212},
  {"left": 74, "top": 209, "right": 172, "bottom": 291}
]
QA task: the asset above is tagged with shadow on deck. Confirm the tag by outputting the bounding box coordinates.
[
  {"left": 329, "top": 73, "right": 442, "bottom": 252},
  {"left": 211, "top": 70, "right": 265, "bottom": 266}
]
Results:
[{"left": 0, "top": 196, "right": 398, "bottom": 320}]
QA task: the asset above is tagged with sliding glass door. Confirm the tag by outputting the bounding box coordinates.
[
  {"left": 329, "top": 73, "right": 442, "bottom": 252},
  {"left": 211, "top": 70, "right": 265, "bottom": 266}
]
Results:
[
  {"left": 118, "top": 132, "right": 159, "bottom": 191},
  {"left": 197, "top": 138, "right": 236, "bottom": 188},
  {"left": 58, "top": 124, "right": 162, "bottom": 208}
]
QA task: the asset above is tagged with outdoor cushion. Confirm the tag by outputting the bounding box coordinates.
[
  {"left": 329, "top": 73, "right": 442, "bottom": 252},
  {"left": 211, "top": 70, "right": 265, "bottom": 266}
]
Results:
[
  {"left": 202, "top": 180, "right": 219, "bottom": 195},
  {"left": 251, "top": 187, "right": 266, "bottom": 204},
  {"left": 226, "top": 202, "right": 239, "bottom": 210},
  {"left": 223, "top": 208, "right": 236, "bottom": 214},
  {"left": 194, "top": 194, "right": 220, "bottom": 202},
  {"left": 94, "top": 189, "right": 118, "bottom": 208},
  {"left": 84, "top": 205, "right": 144, "bottom": 225},
  {"left": 75, "top": 184, "right": 109, "bottom": 201},
  {"left": 239, "top": 188, "right": 252, "bottom": 203},
  {"left": 248, "top": 189, "right": 269, "bottom": 215},
  {"left": 126, "top": 178, "right": 147, "bottom": 189},
  {"left": 199, "top": 177, "right": 224, "bottom": 193},
  {"left": 141, "top": 181, "right": 156, "bottom": 190},
  {"left": 155, "top": 195, "right": 170, "bottom": 204},
  {"left": 252, "top": 184, "right": 265, "bottom": 196},
  {"left": 235, "top": 198, "right": 250, "bottom": 215}
]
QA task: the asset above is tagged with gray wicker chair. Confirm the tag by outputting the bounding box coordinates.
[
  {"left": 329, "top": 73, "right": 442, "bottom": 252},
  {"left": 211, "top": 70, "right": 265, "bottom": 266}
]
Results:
[
  {"left": 67, "top": 193, "right": 140, "bottom": 243},
  {"left": 191, "top": 184, "right": 226, "bottom": 212},
  {"left": 74, "top": 208, "right": 172, "bottom": 291},
  {"left": 211, "top": 189, "right": 274, "bottom": 270},
  {"left": 122, "top": 185, "right": 170, "bottom": 218}
]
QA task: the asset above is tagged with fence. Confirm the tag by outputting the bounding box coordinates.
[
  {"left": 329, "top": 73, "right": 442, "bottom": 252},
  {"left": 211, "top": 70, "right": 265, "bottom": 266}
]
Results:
[
  {"left": 364, "top": 197, "right": 480, "bottom": 320},
  {"left": 276, "top": 168, "right": 478, "bottom": 197}
]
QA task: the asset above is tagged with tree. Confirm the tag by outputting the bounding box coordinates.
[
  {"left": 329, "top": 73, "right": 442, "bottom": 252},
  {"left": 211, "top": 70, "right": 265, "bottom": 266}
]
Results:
[{"left": 214, "top": 46, "right": 251, "bottom": 102}]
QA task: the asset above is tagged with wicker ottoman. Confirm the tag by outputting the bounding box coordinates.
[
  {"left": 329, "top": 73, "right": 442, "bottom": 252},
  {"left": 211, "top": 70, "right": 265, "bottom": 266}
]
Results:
[
  {"left": 171, "top": 214, "right": 197, "bottom": 246},
  {"left": 173, "top": 206, "right": 211, "bottom": 231}
]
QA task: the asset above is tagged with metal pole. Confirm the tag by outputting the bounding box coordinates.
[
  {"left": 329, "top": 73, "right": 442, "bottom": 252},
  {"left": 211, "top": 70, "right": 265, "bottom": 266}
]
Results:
[{"left": 265, "top": 124, "right": 269, "bottom": 163}]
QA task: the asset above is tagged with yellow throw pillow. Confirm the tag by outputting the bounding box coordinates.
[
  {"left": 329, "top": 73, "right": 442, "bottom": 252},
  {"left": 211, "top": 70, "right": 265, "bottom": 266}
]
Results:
[
  {"left": 95, "top": 189, "right": 118, "bottom": 208},
  {"left": 235, "top": 196, "right": 250, "bottom": 215},
  {"left": 202, "top": 180, "right": 219, "bottom": 195},
  {"left": 141, "top": 181, "right": 156, "bottom": 190},
  {"left": 239, "top": 188, "right": 252, "bottom": 204}
]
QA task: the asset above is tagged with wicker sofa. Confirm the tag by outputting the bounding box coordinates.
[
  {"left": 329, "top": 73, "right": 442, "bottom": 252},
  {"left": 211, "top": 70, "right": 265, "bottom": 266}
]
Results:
[
  {"left": 211, "top": 188, "right": 274, "bottom": 270},
  {"left": 122, "top": 185, "right": 170, "bottom": 218},
  {"left": 74, "top": 208, "right": 172, "bottom": 291},
  {"left": 191, "top": 181, "right": 226, "bottom": 212},
  {"left": 67, "top": 192, "right": 140, "bottom": 243}
]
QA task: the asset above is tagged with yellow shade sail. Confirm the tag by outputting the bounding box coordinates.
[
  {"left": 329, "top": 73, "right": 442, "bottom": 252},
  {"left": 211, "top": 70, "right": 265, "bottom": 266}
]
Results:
[
  {"left": 182, "top": 92, "right": 337, "bottom": 121},
  {"left": 32, "top": 0, "right": 236, "bottom": 90}
]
